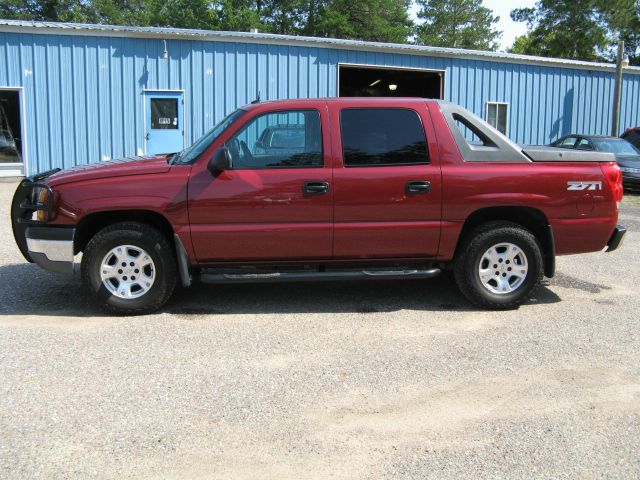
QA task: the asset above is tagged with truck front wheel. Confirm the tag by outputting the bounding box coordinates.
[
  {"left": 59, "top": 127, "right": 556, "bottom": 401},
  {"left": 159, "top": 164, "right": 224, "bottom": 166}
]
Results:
[
  {"left": 81, "top": 222, "right": 177, "bottom": 315},
  {"left": 454, "top": 222, "right": 543, "bottom": 310}
]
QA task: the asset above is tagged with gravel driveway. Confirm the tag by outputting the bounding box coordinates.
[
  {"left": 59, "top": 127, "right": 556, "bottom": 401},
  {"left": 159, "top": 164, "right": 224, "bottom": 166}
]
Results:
[{"left": 1, "top": 181, "right": 639, "bottom": 479}]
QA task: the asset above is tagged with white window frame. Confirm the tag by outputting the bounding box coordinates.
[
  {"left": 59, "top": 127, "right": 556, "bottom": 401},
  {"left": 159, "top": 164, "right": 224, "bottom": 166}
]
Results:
[
  {"left": 0, "top": 86, "right": 27, "bottom": 177},
  {"left": 486, "top": 101, "right": 509, "bottom": 136}
]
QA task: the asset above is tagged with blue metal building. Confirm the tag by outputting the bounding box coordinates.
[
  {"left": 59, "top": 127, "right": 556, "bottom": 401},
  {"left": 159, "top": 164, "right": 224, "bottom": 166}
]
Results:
[{"left": 0, "top": 19, "right": 639, "bottom": 177}]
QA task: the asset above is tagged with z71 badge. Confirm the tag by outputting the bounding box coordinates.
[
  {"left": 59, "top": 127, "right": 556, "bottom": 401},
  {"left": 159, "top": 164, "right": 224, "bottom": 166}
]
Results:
[{"left": 567, "top": 181, "right": 602, "bottom": 191}]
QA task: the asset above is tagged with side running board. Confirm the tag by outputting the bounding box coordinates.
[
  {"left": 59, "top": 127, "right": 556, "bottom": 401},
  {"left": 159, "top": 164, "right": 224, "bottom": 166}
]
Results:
[{"left": 198, "top": 268, "right": 441, "bottom": 284}]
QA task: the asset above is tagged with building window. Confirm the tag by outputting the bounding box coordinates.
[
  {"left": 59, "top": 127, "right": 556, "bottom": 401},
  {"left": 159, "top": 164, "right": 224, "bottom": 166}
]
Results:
[
  {"left": 0, "top": 90, "right": 23, "bottom": 164},
  {"left": 486, "top": 102, "right": 508, "bottom": 135},
  {"left": 340, "top": 108, "right": 429, "bottom": 167},
  {"left": 150, "top": 98, "right": 179, "bottom": 130}
]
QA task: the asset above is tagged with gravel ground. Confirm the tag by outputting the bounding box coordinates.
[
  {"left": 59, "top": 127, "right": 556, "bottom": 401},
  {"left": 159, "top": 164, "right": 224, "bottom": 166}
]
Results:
[{"left": 1, "top": 181, "right": 639, "bottom": 479}]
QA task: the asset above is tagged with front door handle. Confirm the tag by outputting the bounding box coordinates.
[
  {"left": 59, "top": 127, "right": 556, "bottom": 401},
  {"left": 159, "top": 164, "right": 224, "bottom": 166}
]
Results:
[
  {"left": 406, "top": 180, "right": 432, "bottom": 194},
  {"left": 303, "top": 181, "right": 330, "bottom": 195}
]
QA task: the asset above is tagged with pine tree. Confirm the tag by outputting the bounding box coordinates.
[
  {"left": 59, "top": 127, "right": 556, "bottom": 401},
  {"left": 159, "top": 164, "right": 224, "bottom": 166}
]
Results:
[
  {"left": 311, "top": 0, "right": 414, "bottom": 43},
  {"left": 1, "top": 0, "right": 414, "bottom": 44},
  {"left": 509, "top": 0, "right": 639, "bottom": 64},
  {"left": 415, "top": 0, "right": 501, "bottom": 51},
  {"left": 509, "top": 1, "right": 608, "bottom": 61}
]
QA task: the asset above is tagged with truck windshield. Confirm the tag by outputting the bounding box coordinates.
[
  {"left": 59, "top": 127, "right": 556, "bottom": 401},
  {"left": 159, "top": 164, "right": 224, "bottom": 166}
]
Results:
[{"left": 172, "top": 109, "right": 246, "bottom": 164}]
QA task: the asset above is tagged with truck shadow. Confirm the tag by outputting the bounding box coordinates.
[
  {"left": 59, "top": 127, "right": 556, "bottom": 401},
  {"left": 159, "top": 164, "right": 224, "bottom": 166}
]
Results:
[{"left": 0, "top": 263, "right": 561, "bottom": 318}]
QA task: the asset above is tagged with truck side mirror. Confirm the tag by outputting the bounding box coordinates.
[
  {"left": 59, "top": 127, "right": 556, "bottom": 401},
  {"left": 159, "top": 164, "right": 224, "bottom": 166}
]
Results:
[{"left": 207, "top": 147, "right": 232, "bottom": 176}]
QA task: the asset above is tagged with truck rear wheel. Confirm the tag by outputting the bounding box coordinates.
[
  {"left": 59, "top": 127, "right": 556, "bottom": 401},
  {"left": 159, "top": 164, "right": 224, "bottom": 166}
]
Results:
[
  {"left": 454, "top": 222, "right": 543, "bottom": 310},
  {"left": 81, "top": 222, "right": 177, "bottom": 315}
]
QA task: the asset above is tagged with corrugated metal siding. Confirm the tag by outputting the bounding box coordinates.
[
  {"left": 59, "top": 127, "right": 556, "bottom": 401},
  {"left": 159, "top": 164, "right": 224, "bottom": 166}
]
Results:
[{"left": 1, "top": 31, "right": 639, "bottom": 174}]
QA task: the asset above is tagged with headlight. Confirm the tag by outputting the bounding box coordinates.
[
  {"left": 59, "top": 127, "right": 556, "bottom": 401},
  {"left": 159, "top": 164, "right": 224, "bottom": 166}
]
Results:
[
  {"left": 620, "top": 167, "right": 640, "bottom": 174},
  {"left": 36, "top": 187, "right": 50, "bottom": 222}
]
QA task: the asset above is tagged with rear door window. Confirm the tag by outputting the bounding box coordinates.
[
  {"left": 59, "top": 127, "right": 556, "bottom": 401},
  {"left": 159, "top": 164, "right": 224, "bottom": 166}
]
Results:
[{"left": 340, "top": 108, "right": 429, "bottom": 167}]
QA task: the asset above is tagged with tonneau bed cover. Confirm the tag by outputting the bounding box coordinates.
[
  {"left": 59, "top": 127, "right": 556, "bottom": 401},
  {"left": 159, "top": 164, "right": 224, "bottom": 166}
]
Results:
[{"left": 523, "top": 146, "right": 616, "bottom": 162}]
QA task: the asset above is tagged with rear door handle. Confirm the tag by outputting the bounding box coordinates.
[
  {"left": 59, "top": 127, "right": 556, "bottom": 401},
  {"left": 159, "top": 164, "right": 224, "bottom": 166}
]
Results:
[
  {"left": 303, "top": 181, "right": 330, "bottom": 195},
  {"left": 406, "top": 180, "right": 432, "bottom": 194}
]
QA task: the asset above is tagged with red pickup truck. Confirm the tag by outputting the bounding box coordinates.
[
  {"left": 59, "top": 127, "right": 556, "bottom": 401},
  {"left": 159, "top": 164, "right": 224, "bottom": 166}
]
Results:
[{"left": 11, "top": 98, "right": 626, "bottom": 315}]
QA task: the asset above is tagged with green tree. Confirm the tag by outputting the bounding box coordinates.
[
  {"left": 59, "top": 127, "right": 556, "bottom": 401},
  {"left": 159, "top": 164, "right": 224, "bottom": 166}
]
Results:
[
  {"left": 415, "top": 0, "right": 501, "bottom": 51},
  {"left": 214, "top": 0, "right": 264, "bottom": 32},
  {"left": 312, "top": 0, "right": 414, "bottom": 43},
  {"left": 0, "top": 0, "right": 415, "bottom": 43},
  {"left": 507, "top": 33, "right": 535, "bottom": 55},
  {"left": 599, "top": 0, "right": 640, "bottom": 65},
  {"left": 510, "top": 1, "right": 608, "bottom": 61},
  {"left": 509, "top": 0, "right": 640, "bottom": 64},
  {"left": 0, "top": 0, "right": 92, "bottom": 22},
  {"left": 0, "top": 0, "right": 264, "bottom": 30},
  {"left": 258, "top": 0, "right": 307, "bottom": 34},
  {"left": 80, "top": 0, "right": 150, "bottom": 25}
]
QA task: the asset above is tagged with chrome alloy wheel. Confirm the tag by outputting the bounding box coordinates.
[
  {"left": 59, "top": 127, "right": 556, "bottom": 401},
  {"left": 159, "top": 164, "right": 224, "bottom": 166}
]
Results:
[
  {"left": 99, "top": 245, "right": 156, "bottom": 299},
  {"left": 478, "top": 242, "right": 528, "bottom": 294}
]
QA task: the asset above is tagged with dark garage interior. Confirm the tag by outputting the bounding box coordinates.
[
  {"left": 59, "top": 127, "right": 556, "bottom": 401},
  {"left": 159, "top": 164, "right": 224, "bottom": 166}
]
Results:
[{"left": 339, "top": 65, "right": 443, "bottom": 99}]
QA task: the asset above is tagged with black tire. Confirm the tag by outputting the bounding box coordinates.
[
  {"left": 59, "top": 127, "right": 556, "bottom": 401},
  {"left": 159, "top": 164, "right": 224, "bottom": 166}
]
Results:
[
  {"left": 454, "top": 221, "right": 543, "bottom": 310},
  {"left": 81, "top": 222, "right": 177, "bottom": 315}
]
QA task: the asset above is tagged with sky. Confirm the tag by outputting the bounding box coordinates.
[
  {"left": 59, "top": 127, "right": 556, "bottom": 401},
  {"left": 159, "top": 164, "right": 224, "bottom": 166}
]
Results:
[
  {"left": 410, "top": 0, "right": 536, "bottom": 52},
  {"left": 484, "top": 0, "right": 534, "bottom": 51}
]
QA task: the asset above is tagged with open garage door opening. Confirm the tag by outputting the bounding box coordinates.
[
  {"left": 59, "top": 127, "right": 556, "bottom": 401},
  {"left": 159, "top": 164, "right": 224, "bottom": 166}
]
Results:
[{"left": 338, "top": 65, "right": 444, "bottom": 99}]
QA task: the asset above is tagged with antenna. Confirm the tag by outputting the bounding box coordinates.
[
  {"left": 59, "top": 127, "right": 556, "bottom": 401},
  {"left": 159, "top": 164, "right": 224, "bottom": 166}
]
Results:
[{"left": 251, "top": 91, "right": 261, "bottom": 104}]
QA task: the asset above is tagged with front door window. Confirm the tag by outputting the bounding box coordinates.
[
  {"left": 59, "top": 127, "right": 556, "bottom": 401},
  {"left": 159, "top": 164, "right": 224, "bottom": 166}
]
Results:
[{"left": 226, "top": 110, "right": 323, "bottom": 169}]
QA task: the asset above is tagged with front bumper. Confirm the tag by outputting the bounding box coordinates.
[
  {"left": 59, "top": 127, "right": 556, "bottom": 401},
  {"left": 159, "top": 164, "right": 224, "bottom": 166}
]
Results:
[
  {"left": 620, "top": 169, "right": 640, "bottom": 189},
  {"left": 25, "top": 226, "right": 75, "bottom": 274},
  {"left": 11, "top": 169, "right": 60, "bottom": 262},
  {"left": 11, "top": 169, "right": 75, "bottom": 274},
  {"left": 606, "top": 225, "right": 626, "bottom": 252},
  {"left": 622, "top": 176, "right": 640, "bottom": 189}
]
